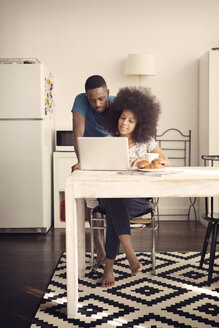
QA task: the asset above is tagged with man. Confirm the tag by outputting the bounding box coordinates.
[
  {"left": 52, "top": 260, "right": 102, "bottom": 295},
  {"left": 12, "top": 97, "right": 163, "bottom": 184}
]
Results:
[
  {"left": 72, "top": 75, "right": 114, "bottom": 167},
  {"left": 71, "top": 75, "right": 115, "bottom": 265}
]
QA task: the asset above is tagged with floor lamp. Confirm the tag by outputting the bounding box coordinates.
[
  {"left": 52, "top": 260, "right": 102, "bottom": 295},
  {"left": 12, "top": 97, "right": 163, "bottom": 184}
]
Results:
[{"left": 124, "top": 53, "right": 156, "bottom": 87}]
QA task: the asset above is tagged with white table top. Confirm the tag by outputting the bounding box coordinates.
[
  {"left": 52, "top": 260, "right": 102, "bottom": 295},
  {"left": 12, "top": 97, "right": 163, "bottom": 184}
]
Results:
[{"left": 66, "top": 167, "right": 219, "bottom": 198}]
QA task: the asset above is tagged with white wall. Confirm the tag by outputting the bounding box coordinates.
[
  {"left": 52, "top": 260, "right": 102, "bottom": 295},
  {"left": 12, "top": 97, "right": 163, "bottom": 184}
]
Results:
[{"left": 1, "top": 0, "right": 219, "bottom": 165}]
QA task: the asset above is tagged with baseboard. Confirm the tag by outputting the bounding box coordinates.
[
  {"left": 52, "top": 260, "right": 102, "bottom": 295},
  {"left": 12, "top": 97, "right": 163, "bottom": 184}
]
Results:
[{"left": 156, "top": 206, "right": 198, "bottom": 221}]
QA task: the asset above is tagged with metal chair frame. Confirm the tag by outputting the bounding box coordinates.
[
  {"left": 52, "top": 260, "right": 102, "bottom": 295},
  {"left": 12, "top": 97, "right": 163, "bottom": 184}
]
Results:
[
  {"left": 90, "top": 201, "right": 158, "bottom": 275},
  {"left": 155, "top": 128, "right": 197, "bottom": 221},
  {"left": 199, "top": 155, "right": 219, "bottom": 285}
]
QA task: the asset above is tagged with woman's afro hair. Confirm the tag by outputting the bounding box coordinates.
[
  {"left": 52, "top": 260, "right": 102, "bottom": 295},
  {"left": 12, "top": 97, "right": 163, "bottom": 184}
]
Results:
[{"left": 104, "top": 87, "right": 161, "bottom": 143}]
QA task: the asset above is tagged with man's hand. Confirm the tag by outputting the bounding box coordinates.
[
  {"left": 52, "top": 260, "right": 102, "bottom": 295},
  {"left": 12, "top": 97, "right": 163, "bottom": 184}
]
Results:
[{"left": 71, "top": 162, "right": 80, "bottom": 172}]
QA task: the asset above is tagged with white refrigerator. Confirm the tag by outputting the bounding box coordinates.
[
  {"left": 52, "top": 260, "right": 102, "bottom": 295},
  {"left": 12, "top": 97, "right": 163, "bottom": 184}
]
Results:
[{"left": 0, "top": 58, "right": 54, "bottom": 232}]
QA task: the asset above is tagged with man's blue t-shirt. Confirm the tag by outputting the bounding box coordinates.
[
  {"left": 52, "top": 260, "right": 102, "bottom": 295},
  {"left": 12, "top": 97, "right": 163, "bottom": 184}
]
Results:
[{"left": 72, "top": 93, "right": 115, "bottom": 137}]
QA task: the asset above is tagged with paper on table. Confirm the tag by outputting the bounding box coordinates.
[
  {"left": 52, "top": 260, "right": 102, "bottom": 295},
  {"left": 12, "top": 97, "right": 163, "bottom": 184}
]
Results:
[{"left": 118, "top": 168, "right": 185, "bottom": 177}]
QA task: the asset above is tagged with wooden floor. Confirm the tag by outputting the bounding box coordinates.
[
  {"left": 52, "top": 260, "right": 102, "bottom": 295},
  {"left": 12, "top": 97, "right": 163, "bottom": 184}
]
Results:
[{"left": 0, "top": 221, "right": 213, "bottom": 328}]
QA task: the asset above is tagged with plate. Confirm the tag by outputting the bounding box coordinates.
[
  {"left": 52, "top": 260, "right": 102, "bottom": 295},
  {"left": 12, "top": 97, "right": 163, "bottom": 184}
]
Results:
[{"left": 138, "top": 168, "right": 167, "bottom": 172}]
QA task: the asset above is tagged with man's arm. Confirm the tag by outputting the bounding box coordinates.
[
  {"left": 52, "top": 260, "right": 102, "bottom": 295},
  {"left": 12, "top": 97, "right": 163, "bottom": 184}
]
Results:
[{"left": 72, "top": 111, "right": 85, "bottom": 162}]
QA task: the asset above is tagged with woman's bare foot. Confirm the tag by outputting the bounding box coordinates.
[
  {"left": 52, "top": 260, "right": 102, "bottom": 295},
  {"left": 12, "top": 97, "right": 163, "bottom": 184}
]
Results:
[
  {"left": 127, "top": 251, "right": 143, "bottom": 275},
  {"left": 101, "top": 259, "right": 115, "bottom": 288},
  {"left": 119, "top": 234, "right": 143, "bottom": 275}
]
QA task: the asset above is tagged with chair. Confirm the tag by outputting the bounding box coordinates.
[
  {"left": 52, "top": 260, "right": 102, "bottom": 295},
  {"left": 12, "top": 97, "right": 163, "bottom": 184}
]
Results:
[
  {"left": 155, "top": 128, "right": 197, "bottom": 221},
  {"left": 199, "top": 155, "right": 219, "bottom": 285},
  {"left": 90, "top": 199, "right": 158, "bottom": 275}
]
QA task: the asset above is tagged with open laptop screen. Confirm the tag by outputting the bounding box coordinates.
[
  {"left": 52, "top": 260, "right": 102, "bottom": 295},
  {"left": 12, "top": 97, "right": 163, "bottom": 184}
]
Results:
[{"left": 78, "top": 137, "right": 129, "bottom": 171}]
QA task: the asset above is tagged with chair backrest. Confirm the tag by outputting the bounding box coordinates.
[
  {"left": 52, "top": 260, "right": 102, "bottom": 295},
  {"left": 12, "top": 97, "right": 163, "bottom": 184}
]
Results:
[{"left": 156, "top": 128, "right": 191, "bottom": 167}]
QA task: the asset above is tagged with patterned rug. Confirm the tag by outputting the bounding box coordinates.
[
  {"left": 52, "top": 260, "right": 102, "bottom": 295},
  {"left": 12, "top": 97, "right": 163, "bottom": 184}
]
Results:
[{"left": 31, "top": 252, "right": 219, "bottom": 328}]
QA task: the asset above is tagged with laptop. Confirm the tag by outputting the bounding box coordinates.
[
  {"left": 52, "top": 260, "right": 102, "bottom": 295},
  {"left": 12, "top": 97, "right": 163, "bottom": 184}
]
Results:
[{"left": 78, "top": 137, "right": 130, "bottom": 170}]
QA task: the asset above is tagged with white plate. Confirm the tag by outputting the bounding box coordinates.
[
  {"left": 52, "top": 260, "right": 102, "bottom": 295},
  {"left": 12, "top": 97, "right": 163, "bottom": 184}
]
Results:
[{"left": 138, "top": 168, "right": 167, "bottom": 172}]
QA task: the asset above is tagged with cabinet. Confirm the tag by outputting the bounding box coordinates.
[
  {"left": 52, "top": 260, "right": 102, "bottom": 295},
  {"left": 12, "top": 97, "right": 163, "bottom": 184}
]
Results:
[
  {"left": 199, "top": 50, "right": 219, "bottom": 221},
  {"left": 199, "top": 50, "right": 219, "bottom": 158},
  {"left": 53, "top": 152, "right": 77, "bottom": 228}
]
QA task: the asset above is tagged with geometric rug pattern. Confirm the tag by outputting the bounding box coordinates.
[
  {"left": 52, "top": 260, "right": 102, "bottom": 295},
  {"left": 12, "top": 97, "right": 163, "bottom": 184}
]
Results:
[{"left": 31, "top": 252, "right": 219, "bottom": 328}]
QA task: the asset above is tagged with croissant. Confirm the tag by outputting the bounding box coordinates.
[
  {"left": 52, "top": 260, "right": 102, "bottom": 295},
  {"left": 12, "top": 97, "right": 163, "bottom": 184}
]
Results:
[
  {"left": 137, "top": 160, "right": 151, "bottom": 169},
  {"left": 150, "top": 158, "right": 166, "bottom": 169}
]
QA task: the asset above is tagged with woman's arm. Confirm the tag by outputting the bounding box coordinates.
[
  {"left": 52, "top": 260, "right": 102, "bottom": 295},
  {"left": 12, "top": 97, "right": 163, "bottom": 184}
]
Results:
[
  {"left": 151, "top": 144, "right": 170, "bottom": 168},
  {"left": 129, "top": 143, "right": 170, "bottom": 168}
]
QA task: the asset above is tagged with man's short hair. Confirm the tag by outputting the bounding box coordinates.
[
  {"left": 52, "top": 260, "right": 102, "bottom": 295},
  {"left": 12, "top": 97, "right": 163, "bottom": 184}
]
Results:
[{"left": 85, "top": 75, "right": 107, "bottom": 92}]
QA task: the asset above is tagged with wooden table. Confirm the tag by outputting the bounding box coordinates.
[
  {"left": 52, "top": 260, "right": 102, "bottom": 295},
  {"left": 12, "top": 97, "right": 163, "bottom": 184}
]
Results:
[{"left": 65, "top": 167, "right": 219, "bottom": 318}]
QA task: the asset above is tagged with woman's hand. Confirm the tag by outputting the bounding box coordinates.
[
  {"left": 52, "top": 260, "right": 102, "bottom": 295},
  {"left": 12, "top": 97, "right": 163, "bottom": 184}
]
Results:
[
  {"left": 129, "top": 157, "right": 140, "bottom": 167},
  {"left": 71, "top": 162, "right": 80, "bottom": 172}
]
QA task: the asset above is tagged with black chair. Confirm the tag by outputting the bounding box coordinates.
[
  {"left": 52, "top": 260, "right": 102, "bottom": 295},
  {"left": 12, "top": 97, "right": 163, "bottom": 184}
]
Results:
[
  {"left": 90, "top": 199, "right": 158, "bottom": 275},
  {"left": 200, "top": 155, "right": 219, "bottom": 285},
  {"left": 155, "top": 128, "right": 197, "bottom": 221}
]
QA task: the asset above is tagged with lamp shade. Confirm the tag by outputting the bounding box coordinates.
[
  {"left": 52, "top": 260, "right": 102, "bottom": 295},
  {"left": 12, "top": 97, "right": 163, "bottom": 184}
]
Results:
[{"left": 124, "top": 54, "right": 156, "bottom": 76}]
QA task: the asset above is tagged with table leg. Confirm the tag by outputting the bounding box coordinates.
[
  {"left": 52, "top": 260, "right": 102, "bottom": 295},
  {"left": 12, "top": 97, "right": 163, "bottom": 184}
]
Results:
[
  {"left": 77, "top": 199, "right": 85, "bottom": 277},
  {"left": 65, "top": 184, "right": 78, "bottom": 318}
]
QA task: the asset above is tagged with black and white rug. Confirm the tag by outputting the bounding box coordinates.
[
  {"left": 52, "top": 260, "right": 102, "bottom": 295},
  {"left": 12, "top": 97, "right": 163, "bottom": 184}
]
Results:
[{"left": 31, "top": 252, "right": 219, "bottom": 328}]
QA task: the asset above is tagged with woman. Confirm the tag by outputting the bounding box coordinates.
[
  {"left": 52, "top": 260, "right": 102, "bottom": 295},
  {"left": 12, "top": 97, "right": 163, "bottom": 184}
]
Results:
[{"left": 99, "top": 87, "right": 169, "bottom": 288}]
